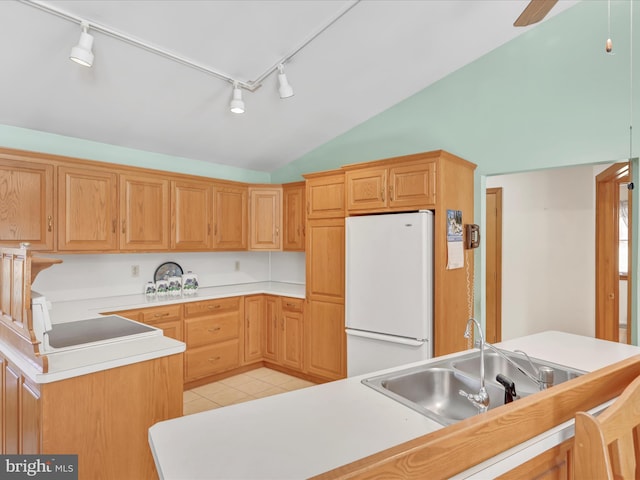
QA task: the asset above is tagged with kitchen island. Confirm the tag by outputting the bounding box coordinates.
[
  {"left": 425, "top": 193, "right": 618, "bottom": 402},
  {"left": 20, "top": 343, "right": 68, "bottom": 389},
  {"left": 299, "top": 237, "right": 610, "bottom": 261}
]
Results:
[{"left": 148, "top": 331, "right": 640, "bottom": 479}]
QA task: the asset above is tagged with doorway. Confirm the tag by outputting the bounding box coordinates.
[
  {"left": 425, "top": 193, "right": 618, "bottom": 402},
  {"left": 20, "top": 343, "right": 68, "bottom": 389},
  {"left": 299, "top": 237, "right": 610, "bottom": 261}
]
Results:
[{"left": 595, "top": 162, "right": 632, "bottom": 344}]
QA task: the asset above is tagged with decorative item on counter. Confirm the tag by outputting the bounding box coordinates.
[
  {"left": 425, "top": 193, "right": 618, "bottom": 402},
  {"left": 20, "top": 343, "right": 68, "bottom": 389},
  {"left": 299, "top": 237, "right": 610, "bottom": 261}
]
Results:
[
  {"left": 168, "top": 275, "right": 182, "bottom": 296},
  {"left": 182, "top": 271, "right": 199, "bottom": 295},
  {"left": 144, "top": 281, "right": 156, "bottom": 297},
  {"left": 154, "top": 261, "right": 183, "bottom": 283},
  {"left": 156, "top": 279, "right": 169, "bottom": 296}
]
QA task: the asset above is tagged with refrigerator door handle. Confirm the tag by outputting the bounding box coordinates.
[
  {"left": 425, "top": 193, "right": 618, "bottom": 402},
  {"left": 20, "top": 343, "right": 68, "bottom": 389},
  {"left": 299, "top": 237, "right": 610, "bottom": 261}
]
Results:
[{"left": 345, "top": 329, "right": 425, "bottom": 347}]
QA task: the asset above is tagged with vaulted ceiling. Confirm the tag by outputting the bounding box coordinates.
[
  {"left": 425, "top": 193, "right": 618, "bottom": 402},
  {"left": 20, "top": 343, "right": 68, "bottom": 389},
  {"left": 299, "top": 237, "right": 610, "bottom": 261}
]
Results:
[{"left": 0, "top": 0, "right": 578, "bottom": 173}]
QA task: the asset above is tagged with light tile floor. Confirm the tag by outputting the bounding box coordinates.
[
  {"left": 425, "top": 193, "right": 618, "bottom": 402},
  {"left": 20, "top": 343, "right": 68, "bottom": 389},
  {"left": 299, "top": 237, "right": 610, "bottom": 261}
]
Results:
[{"left": 183, "top": 367, "right": 316, "bottom": 415}]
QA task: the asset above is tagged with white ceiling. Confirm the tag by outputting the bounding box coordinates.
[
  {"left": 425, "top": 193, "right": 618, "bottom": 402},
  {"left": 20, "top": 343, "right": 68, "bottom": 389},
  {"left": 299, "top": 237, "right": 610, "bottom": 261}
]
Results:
[{"left": 0, "top": 0, "right": 578, "bottom": 173}]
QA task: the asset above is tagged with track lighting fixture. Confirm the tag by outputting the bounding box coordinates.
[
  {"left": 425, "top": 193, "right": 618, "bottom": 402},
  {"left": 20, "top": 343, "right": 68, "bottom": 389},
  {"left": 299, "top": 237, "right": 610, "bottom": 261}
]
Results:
[
  {"left": 229, "top": 83, "right": 245, "bottom": 114},
  {"left": 277, "top": 64, "right": 294, "bottom": 99},
  {"left": 70, "top": 22, "right": 94, "bottom": 67}
]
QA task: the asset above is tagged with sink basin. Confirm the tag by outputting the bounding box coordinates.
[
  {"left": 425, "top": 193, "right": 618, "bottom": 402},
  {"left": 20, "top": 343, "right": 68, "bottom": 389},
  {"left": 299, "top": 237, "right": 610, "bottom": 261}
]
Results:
[
  {"left": 366, "top": 366, "right": 504, "bottom": 425},
  {"left": 452, "top": 350, "right": 584, "bottom": 396},
  {"left": 362, "top": 348, "right": 585, "bottom": 426}
]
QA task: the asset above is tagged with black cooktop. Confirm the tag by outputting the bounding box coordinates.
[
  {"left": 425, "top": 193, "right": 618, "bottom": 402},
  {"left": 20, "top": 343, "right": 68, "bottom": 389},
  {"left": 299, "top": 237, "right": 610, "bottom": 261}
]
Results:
[{"left": 47, "top": 315, "right": 157, "bottom": 349}]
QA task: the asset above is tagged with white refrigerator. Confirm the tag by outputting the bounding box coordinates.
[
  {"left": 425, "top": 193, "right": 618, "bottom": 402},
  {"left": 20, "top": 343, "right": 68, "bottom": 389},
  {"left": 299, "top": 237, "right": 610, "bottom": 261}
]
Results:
[{"left": 345, "top": 211, "right": 433, "bottom": 376}]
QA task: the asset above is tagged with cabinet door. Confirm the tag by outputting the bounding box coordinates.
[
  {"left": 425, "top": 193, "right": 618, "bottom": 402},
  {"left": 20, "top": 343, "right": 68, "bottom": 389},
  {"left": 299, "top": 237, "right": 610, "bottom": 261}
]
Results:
[
  {"left": 243, "top": 295, "right": 263, "bottom": 363},
  {"left": 345, "top": 167, "right": 388, "bottom": 212},
  {"left": 120, "top": 174, "right": 170, "bottom": 251},
  {"left": 282, "top": 183, "right": 305, "bottom": 251},
  {"left": 263, "top": 296, "right": 279, "bottom": 362},
  {"left": 305, "top": 172, "right": 345, "bottom": 219},
  {"left": 306, "top": 218, "right": 345, "bottom": 302},
  {"left": 172, "top": 180, "right": 212, "bottom": 250},
  {"left": 4, "top": 362, "right": 20, "bottom": 454},
  {"left": 305, "top": 300, "right": 345, "bottom": 380},
  {"left": 0, "top": 159, "right": 54, "bottom": 250},
  {"left": 212, "top": 184, "right": 248, "bottom": 250},
  {"left": 281, "top": 305, "right": 304, "bottom": 371},
  {"left": 389, "top": 160, "right": 436, "bottom": 209},
  {"left": 57, "top": 165, "right": 118, "bottom": 251},
  {"left": 249, "top": 188, "right": 282, "bottom": 250},
  {"left": 20, "top": 378, "right": 40, "bottom": 454}
]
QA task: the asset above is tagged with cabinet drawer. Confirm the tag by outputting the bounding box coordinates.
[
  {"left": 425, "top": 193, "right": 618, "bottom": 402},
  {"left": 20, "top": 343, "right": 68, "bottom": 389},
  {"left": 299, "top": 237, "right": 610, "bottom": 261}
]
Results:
[
  {"left": 140, "top": 305, "right": 182, "bottom": 324},
  {"left": 281, "top": 297, "right": 304, "bottom": 312},
  {"left": 185, "top": 312, "right": 239, "bottom": 348},
  {"left": 185, "top": 340, "right": 239, "bottom": 380},
  {"left": 184, "top": 297, "right": 240, "bottom": 317}
]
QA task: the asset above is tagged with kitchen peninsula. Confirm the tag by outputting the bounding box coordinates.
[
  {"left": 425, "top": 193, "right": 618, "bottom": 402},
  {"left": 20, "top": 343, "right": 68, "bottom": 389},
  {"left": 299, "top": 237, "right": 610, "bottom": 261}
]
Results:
[
  {"left": 148, "top": 331, "right": 640, "bottom": 479},
  {"left": 0, "top": 247, "right": 185, "bottom": 479}
]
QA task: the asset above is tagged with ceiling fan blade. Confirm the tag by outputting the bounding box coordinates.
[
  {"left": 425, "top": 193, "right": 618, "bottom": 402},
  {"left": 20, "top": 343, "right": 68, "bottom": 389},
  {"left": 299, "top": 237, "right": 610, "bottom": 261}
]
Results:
[{"left": 514, "top": 0, "right": 559, "bottom": 27}]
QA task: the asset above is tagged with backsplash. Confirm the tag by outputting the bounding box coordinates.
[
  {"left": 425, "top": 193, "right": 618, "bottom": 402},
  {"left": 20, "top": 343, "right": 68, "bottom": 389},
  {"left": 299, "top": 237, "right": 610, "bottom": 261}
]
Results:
[{"left": 32, "top": 251, "right": 305, "bottom": 302}]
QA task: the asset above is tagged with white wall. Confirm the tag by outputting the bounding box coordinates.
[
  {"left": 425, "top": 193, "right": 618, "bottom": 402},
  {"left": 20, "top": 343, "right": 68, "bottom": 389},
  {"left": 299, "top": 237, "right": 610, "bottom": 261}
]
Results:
[
  {"left": 486, "top": 164, "right": 598, "bottom": 340},
  {"left": 33, "top": 251, "right": 305, "bottom": 302}
]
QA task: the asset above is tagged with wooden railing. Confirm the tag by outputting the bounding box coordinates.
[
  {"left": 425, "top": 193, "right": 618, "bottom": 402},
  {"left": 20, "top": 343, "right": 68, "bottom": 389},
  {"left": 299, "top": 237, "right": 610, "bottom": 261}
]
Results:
[{"left": 312, "top": 355, "right": 640, "bottom": 480}]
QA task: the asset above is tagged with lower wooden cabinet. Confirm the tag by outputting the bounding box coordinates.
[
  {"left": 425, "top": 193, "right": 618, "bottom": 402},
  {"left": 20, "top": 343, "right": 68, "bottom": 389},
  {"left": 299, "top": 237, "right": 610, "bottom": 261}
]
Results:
[
  {"left": 183, "top": 298, "right": 242, "bottom": 382},
  {"left": 305, "top": 299, "right": 345, "bottom": 380},
  {"left": 263, "top": 296, "right": 279, "bottom": 362},
  {"left": 280, "top": 297, "right": 304, "bottom": 371},
  {"left": 244, "top": 295, "right": 264, "bottom": 363}
]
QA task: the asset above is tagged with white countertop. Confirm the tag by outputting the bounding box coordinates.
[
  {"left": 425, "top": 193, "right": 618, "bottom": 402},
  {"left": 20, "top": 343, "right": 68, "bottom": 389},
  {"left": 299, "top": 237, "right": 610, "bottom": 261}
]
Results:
[
  {"left": 49, "top": 281, "right": 305, "bottom": 323},
  {"left": 148, "top": 331, "right": 640, "bottom": 480}
]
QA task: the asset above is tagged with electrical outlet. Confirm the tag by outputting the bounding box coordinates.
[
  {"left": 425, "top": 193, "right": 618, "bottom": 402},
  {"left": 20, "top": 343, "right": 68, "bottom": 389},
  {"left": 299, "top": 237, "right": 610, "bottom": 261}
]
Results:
[
  {"left": 131, "top": 265, "right": 140, "bottom": 277},
  {"left": 235, "top": 261, "right": 240, "bottom": 271}
]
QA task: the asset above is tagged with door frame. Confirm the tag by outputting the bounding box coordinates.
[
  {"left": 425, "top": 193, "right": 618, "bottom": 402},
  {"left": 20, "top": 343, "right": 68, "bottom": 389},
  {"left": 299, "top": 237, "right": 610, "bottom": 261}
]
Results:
[
  {"left": 595, "top": 162, "right": 631, "bottom": 343},
  {"left": 485, "top": 187, "right": 503, "bottom": 344}
]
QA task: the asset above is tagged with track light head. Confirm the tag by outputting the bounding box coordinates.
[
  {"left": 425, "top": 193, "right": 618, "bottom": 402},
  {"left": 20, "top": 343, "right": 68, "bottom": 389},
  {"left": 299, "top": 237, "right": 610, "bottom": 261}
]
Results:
[
  {"left": 277, "top": 64, "right": 294, "bottom": 99},
  {"left": 70, "top": 22, "right": 94, "bottom": 67},
  {"left": 229, "top": 83, "right": 245, "bottom": 114}
]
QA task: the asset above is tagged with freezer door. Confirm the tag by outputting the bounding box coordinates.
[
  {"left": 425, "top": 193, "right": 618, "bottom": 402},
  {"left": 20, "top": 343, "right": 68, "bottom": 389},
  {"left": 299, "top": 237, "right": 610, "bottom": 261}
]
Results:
[
  {"left": 346, "top": 329, "right": 430, "bottom": 377},
  {"left": 345, "top": 211, "right": 433, "bottom": 340}
]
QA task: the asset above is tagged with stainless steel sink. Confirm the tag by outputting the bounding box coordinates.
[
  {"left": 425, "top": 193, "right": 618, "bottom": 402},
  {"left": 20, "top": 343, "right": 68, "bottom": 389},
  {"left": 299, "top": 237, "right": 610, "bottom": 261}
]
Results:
[
  {"left": 451, "top": 350, "right": 583, "bottom": 396},
  {"left": 362, "top": 349, "right": 585, "bottom": 426},
  {"left": 367, "top": 366, "right": 505, "bottom": 425}
]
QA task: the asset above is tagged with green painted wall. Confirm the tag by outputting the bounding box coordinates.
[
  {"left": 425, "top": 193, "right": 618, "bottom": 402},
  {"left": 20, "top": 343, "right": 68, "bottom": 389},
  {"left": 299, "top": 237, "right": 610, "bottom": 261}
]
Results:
[
  {"left": 0, "top": 125, "right": 269, "bottom": 183},
  {"left": 271, "top": 0, "right": 638, "bottom": 183}
]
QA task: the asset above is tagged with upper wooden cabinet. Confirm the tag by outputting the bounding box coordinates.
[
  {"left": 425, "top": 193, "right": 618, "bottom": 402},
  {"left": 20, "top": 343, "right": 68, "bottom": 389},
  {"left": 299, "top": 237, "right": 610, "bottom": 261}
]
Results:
[
  {"left": 305, "top": 170, "right": 345, "bottom": 219},
  {"left": 282, "top": 182, "right": 305, "bottom": 251},
  {"left": 120, "top": 174, "right": 170, "bottom": 251},
  {"left": 344, "top": 155, "right": 436, "bottom": 214},
  {"left": 249, "top": 187, "right": 282, "bottom": 250},
  {"left": 212, "top": 183, "right": 248, "bottom": 251},
  {"left": 171, "top": 179, "right": 212, "bottom": 250},
  {"left": 57, "top": 165, "right": 118, "bottom": 251},
  {"left": 0, "top": 157, "right": 54, "bottom": 251}
]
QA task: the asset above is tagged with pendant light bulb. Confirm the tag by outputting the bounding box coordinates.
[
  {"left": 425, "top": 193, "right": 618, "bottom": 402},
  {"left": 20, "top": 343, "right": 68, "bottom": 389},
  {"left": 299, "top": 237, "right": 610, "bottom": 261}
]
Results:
[
  {"left": 277, "top": 64, "right": 294, "bottom": 99},
  {"left": 229, "top": 83, "right": 245, "bottom": 114},
  {"left": 70, "top": 22, "right": 94, "bottom": 67},
  {"left": 606, "top": 38, "right": 613, "bottom": 53}
]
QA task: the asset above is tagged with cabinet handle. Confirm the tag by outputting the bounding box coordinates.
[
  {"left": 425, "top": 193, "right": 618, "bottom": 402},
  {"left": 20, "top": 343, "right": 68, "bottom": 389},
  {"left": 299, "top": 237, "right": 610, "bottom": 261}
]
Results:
[
  {"left": 208, "top": 356, "right": 221, "bottom": 363},
  {"left": 47, "top": 215, "right": 53, "bottom": 232},
  {"left": 208, "top": 326, "right": 221, "bottom": 333},
  {"left": 208, "top": 304, "right": 221, "bottom": 310},
  {"left": 275, "top": 227, "right": 279, "bottom": 237},
  {"left": 285, "top": 303, "right": 296, "bottom": 308},
  {"left": 281, "top": 318, "right": 284, "bottom": 331},
  {"left": 214, "top": 224, "right": 218, "bottom": 236},
  {"left": 208, "top": 224, "right": 211, "bottom": 235},
  {"left": 153, "top": 312, "right": 170, "bottom": 318},
  {"left": 112, "top": 219, "right": 116, "bottom": 233},
  {"left": 122, "top": 220, "right": 126, "bottom": 234},
  {"left": 381, "top": 188, "right": 385, "bottom": 201},
  {"left": 389, "top": 184, "right": 394, "bottom": 200},
  {"left": 306, "top": 201, "right": 310, "bottom": 215}
]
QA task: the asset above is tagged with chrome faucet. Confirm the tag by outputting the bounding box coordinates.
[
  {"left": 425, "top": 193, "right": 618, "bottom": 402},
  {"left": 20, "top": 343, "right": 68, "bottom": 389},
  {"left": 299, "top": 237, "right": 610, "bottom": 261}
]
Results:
[
  {"left": 459, "top": 318, "right": 490, "bottom": 413},
  {"left": 480, "top": 343, "right": 555, "bottom": 391}
]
